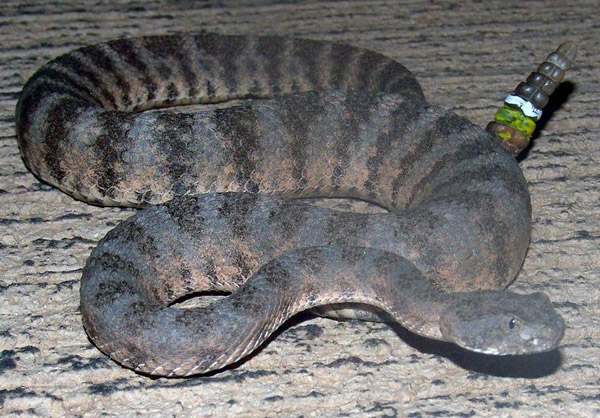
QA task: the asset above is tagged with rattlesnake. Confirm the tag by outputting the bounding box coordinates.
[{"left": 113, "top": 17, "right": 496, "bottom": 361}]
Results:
[{"left": 15, "top": 33, "right": 573, "bottom": 377}]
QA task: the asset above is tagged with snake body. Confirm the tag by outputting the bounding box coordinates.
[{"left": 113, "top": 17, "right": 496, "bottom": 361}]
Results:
[{"left": 16, "top": 33, "right": 567, "bottom": 377}]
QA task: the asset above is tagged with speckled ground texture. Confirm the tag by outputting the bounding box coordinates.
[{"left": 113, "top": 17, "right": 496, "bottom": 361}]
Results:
[{"left": 1, "top": 1, "right": 598, "bottom": 417}]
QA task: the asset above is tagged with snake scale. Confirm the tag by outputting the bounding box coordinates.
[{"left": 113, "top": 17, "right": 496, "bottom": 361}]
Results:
[{"left": 15, "top": 33, "right": 573, "bottom": 377}]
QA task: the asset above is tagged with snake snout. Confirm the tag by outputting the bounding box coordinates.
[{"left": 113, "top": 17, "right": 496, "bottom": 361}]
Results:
[{"left": 518, "top": 311, "right": 565, "bottom": 354}]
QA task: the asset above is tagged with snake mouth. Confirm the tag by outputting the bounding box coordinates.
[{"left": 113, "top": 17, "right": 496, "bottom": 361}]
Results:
[
  {"left": 467, "top": 346, "right": 502, "bottom": 356},
  {"left": 463, "top": 344, "right": 550, "bottom": 356},
  {"left": 463, "top": 333, "right": 563, "bottom": 356}
]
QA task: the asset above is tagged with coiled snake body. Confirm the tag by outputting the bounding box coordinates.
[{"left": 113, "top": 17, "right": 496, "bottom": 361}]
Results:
[{"left": 16, "top": 33, "right": 569, "bottom": 376}]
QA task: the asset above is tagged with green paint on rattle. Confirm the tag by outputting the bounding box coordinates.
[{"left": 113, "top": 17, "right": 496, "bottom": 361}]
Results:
[{"left": 493, "top": 105, "right": 536, "bottom": 138}]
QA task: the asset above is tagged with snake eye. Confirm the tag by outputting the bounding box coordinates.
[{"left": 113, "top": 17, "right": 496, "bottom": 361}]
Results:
[{"left": 508, "top": 318, "right": 517, "bottom": 330}]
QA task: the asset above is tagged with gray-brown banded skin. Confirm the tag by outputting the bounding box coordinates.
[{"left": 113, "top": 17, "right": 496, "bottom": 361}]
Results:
[
  {"left": 15, "top": 33, "right": 565, "bottom": 377},
  {"left": 15, "top": 33, "right": 423, "bottom": 206}
]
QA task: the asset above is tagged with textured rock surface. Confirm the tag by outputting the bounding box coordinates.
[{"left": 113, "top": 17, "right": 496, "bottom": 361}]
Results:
[{"left": 0, "top": 1, "right": 598, "bottom": 416}]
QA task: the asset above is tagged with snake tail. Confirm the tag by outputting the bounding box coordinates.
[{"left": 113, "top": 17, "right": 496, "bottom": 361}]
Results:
[{"left": 486, "top": 42, "right": 577, "bottom": 156}]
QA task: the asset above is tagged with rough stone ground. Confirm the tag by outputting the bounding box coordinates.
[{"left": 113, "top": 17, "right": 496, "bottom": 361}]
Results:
[{"left": 1, "top": 1, "right": 598, "bottom": 417}]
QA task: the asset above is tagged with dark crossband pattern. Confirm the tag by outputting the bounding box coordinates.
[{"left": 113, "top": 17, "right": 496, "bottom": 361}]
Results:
[
  {"left": 16, "top": 33, "right": 566, "bottom": 376},
  {"left": 16, "top": 33, "right": 422, "bottom": 206}
]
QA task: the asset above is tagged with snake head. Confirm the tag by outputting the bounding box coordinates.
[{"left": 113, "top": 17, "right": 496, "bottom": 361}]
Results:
[{"left": 440, "top": 291, "right": 565, "bottom": 355}]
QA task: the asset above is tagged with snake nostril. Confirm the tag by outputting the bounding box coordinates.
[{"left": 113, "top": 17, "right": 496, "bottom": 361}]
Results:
[{"left": 519, "top": 329, "right": 533, "bottom": 342}]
